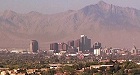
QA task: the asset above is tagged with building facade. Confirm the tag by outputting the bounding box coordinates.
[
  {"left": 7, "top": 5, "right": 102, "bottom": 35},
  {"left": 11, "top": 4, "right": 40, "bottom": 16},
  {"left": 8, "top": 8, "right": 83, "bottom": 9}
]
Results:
[
  {"left": 58, "top": 43, "right": 68, "bottom": 52},
  {"left": 94, "top": 42, "right": 102, "bottom": 56},
  {"left": 80, "top": 35, "right": 91, "bottom": 52},
  {"left": 30, "top": 40, "right": 38, "bottom": 53},
  {"left": 50, "top": 43, "right": 58, "bottom": 53}
]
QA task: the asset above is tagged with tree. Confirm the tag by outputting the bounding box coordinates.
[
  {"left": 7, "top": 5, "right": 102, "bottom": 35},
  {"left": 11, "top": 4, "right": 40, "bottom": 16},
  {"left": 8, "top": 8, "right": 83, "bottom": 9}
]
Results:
[
  {"left": 47, "top": 69, "right": 56, "bottom": 75},
  {"left": 114, "top": 69, "right": 124, "bottom": 75},
  {"left": 114, "top": 64, "right": 121, "bottom": 72},
  {"left": 62, "top": 65, "right": 76, "bottom": 75},
  {"left": 40, "top": 71, "right": 48, "bottom": 75}
]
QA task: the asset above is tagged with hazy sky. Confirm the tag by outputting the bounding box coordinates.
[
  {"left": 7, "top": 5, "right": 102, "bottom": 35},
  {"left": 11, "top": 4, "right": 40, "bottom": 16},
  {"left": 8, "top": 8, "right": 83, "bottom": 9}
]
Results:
[{"left": 0, "top": 0, "right": 140, "bottom": 14}]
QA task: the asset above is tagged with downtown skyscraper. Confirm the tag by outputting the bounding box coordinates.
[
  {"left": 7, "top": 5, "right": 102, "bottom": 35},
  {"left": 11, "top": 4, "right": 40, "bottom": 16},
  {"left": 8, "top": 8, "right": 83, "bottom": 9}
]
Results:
[
  {"left": 30, "top": 40, "right": 38, "bottom": 53},
  {"left": 79, "top": 35, "right": 91, "bottom": 52}
]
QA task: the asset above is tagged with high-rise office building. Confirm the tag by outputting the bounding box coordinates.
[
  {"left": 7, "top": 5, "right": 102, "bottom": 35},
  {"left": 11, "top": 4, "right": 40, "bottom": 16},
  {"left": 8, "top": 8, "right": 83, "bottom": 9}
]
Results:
[
  {"left": 58, "top": 43, "right": 68, "bottom": 51},
  {"left": 50, "top": 43, "right": 58, "bottom": 53},
  {"left": 30, "top": 40, "right": 38, "bottom": 53},
  {"left": 67, "top": 40, "right": 74, "bottom": 47},
  {"left": 74, "top": 39, "right": 80, "bottom": 48},
  {"left": 67, "top": 40, "right": 75, "bottom": 52},
  {"left": 94, "top": 42, "right": 101, "bottom": 49},
  {"left": 80, "top": 35, "right": 91, "bottom": 52},
  {"left": 93, "top": 42, "right": 102, "bottom": 56},
  {"left": 74, "top": 39, "right": 80, "bottom": 52}
]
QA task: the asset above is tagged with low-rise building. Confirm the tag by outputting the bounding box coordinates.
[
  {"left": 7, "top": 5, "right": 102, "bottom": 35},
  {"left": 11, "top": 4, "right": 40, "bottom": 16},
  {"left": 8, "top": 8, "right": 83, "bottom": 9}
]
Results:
[{"left": 90, "top": 65, "right": 113, "bottom": 69}]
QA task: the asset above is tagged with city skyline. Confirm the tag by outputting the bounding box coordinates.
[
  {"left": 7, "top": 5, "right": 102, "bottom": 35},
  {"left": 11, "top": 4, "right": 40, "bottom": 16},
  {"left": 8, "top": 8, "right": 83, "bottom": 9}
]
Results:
[
  {"left": 0, "top": 0, "right": 140, "bottom": 14},
  {"left": 0, "top": 0, "right": 140, "bottom": 74}
]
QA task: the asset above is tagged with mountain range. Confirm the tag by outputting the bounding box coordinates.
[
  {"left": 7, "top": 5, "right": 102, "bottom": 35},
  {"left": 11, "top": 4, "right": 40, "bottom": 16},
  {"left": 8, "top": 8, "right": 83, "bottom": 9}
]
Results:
[{"left": 0, "top": 1, "right": 140, "bottom": 49}]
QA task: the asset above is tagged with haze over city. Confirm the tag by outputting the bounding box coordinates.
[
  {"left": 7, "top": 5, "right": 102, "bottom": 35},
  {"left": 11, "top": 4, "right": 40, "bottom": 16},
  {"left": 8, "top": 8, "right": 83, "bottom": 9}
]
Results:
[
  {"left": 0, "top": 0, "right": 140, "bottom": 49},
  {"left": 1, "top": 0, "right": 140, "bottom": 75}
]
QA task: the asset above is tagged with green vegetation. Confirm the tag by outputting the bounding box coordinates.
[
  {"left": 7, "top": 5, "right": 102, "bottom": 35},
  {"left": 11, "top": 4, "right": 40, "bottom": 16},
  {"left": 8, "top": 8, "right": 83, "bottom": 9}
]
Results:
[{"left": 0, "top": 52, "right": 140, "bottom": 75}]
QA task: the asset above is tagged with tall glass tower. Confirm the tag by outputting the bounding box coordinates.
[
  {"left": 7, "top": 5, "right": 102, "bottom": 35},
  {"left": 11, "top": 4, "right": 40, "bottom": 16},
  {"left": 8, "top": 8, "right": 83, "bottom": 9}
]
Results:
[{"left": 30, "top": 40, "right": 38, "bottom": 53}]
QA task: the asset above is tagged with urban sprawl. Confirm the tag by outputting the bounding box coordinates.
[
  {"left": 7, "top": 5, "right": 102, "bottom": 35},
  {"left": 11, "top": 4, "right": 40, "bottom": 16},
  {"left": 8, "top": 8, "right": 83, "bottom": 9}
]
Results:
[{"left": 0, "top": 35, "right": 140, "bottom": 75}]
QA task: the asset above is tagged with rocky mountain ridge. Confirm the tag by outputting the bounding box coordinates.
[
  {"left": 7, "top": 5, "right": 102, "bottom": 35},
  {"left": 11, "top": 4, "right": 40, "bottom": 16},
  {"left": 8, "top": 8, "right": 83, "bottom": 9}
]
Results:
[{"left": 0, "top": 1, "right": 140, "bottom": 49}]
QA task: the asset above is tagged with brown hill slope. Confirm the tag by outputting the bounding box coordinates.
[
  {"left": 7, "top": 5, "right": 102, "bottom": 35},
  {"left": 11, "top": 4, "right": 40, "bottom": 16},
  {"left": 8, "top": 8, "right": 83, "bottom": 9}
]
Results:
[{"left": 0, "top": 1, "right": 140, "bottom": 49}]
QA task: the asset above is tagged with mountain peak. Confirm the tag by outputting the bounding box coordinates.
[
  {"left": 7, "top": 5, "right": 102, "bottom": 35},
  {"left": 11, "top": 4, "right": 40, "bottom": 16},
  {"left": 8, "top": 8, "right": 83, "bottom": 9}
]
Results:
[
  {"left": 96, "top": 1, "right": 113, "bottom": 11},
  {"left": 3, "top": 10, "right": 17, "bottom": 15},
  {"left": 79, "top": 1, "right": 111, "bottom": 15},
  {"left": 97, "top": 1, "right": 107, "bottom": 5},
  {"left": 2, "top": 10, "right": 17, "bottom": 18},
  {"left": 28, "top": 11, "right": 42, "bottom": 15}
]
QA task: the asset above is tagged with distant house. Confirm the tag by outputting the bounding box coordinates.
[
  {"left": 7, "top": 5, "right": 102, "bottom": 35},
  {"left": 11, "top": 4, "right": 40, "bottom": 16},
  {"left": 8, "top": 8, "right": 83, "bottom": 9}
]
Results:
[
  {"left": 49, "top": 64, "right": 73, "bottom": 69},
  {"left": 49, "top": 64, "right": 62, "bottom": 69},
  {"left": 90, "top": 65, "right": 113, "bottom": 69}
]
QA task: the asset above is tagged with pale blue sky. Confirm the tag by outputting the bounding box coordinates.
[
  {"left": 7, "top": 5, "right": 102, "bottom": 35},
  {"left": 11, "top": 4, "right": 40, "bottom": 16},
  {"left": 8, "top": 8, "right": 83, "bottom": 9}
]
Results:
[{"left": 0, "top": 0, "right": 140, "bottom": 14}]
